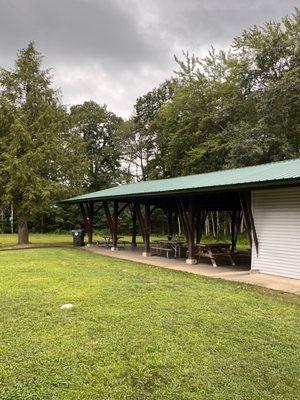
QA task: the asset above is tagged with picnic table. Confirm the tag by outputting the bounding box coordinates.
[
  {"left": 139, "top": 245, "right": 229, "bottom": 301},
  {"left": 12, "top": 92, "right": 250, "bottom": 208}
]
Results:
[
  {"left": 196, "top": 243, "right": 235, "bottom": 267},
  {"left": 97, "top": 236, "right": 126, "bottom": 248},
  {"left": 151, "top": 239, "right": 185, "bottom": 258}
]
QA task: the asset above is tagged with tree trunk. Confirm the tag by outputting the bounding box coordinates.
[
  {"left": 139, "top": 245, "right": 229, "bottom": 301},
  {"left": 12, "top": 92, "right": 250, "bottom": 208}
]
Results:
[
  {"left": 143, "top": 203, "right": 151, "bottom": 255},
  {"left": 166, "top": 210, "right": 173, "bottom": 240},
  {"left": 211, "top": 212, "right": 216, "bottom": 237},
  {"left": 10, "top": 204, "right": 14, "bottom": 233},
  {"left": 1, "top": 208, "right": 4, "bottom": 233},
  {"left": 206, "top": 217, "right": 210, "bottom": 235},
  {"left": 40, "top": 214, "right": 46, "bottom": 233},
  {"left": 178, "top": 216, "right": 181, "bottom": 235},
  {"left": 17, "top": 213, "right": 29, "bottom": 244}
]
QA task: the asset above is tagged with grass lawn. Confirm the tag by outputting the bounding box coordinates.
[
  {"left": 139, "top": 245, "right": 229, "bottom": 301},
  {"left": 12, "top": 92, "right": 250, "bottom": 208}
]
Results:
[
  {"left": 0, "top": 248, "right": 299, "bottom": 399},
  {"left": 0, "top": 233, "right": 72, "bottom": 248},
  {"left": 0, "top": 233, "right": 157, "bottom": 248},
  {"left": 0, "top": 232, "right": 250, "bottom": 250}
]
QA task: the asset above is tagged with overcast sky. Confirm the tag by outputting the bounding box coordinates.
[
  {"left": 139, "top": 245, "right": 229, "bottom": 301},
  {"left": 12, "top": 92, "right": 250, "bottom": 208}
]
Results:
[{"left": 0, "top": 0, "right": 297, "bottom": 118}]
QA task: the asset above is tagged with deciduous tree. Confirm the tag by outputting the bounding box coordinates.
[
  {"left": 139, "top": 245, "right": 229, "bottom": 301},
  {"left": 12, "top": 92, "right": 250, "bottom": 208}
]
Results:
[{"left": 70, "top": 101, "right": 123, "bottom": 190}]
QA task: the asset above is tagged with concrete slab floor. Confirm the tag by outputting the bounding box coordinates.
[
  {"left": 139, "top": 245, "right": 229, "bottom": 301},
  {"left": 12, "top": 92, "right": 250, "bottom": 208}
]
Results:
[{"left": 83, "top": 245, "right": 300, "bottom": 294}]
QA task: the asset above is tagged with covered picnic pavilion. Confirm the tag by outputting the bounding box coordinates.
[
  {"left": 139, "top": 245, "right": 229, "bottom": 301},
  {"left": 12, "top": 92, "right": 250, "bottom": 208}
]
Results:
[
  {"left": 61, "top": 162, "right": 288, "bottom": 266},
  {"left": 61, "top": 159, "right": 300, "bottom": 278}
]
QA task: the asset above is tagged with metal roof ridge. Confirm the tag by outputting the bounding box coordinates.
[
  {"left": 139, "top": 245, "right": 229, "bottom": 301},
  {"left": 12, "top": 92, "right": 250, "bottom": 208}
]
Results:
[
  {"left": 112, "top": 157, "right": 300, "bottom": 186},
  {"left": 60, "top": 157, "right": 300, "bottom": 203}
]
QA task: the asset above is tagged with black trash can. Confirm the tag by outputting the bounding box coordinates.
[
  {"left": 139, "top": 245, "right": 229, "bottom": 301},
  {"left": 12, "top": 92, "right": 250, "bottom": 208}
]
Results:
[{"left": 71, "top": 229, "right": 85, "bottom": 246}]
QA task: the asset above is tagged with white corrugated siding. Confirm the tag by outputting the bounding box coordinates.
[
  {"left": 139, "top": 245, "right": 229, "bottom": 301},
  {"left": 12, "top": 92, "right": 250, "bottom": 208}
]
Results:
[{"left": 251, "top": 187, "right": 300, "bottom": 279}]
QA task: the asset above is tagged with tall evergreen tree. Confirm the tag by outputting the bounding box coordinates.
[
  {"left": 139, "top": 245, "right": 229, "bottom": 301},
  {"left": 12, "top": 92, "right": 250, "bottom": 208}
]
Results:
[{"left": 0, "top": 42, "right": 86, "bottom": 244}]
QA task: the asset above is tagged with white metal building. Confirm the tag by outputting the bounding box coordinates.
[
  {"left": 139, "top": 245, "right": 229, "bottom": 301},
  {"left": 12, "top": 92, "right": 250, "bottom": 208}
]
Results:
[{"left": 251, "top": 186, "right": 300, "bottom": 279}]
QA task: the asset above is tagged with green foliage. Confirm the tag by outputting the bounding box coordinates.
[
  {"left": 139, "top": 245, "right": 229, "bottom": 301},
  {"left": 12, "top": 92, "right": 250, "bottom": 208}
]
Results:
[
  {"left": 1, "top": 9, "right": 299, "bottom": 235},
  {"left": 150, "top": 9, "right": 300, "bottom": 176},
  {"left": 70, "top": 101, "right": 123, "bottom": 190},
  {"left": 119, "top": 79, "right": 177, "bottom": 180},
  {"left": 0, "top": 248, "right": 299, "bottom": 399},
  {"left": 0, "top": 43, "right": 87, "bottom": 220}
]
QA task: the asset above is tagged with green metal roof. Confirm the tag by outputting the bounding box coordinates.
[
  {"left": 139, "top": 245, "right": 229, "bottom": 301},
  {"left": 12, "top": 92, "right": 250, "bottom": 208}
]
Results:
[{"left": 61, "top": 158, "right": 300, "bottom": 203}]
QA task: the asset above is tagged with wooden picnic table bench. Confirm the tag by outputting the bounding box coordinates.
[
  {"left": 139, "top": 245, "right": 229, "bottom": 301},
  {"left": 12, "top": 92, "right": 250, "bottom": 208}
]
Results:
[
  {"left": 196, "top": 243, "right": 235, "bottom": 267},
  {"left": 97, "top": 236, "right": 126, "bottom": 248},
  {"left": 152, "top": 239, "right": 185, "bottom": 258},
  {"left": 150, "top": 245, "right": 173, "bottom": 258}
]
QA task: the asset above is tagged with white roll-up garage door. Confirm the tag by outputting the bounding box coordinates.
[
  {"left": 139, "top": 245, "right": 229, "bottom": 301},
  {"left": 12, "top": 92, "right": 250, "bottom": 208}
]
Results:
[{"left": 251, "top": 187, "right": 300, "bottom": 279}]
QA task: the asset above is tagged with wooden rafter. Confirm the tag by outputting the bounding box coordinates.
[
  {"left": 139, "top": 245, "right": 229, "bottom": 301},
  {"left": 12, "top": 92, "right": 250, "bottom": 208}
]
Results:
[
  {"left": 129, "top": 203, "right": 137, "bottom": 247},
  {"left": 94, "top": 203, "right": 103, "bottom": 216},
  {"left": 79, "top": 202, "right": 94, "bottom": 245},
  {"left": 117, "top": 203, "right": 129, "bottom": 217},
  {"left": 176, "top": 196, "right": 196, "bottom": 260},
  {"left": 134, "top": 201, "right": 150, "bottom": 253},
  {"left": 103, "top": 201, "right": 114, "bottom": 237},
  {"left": 176, "top": 198, "right": 188, "bottom": 236},
  {"left": 195, "top": 210, "right": 208, "bottom": 244}
]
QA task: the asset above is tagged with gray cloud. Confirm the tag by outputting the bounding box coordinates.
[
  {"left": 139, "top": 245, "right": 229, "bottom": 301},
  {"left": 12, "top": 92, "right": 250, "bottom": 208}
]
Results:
[
  {"left": 0, "top": 0, "right": 166, "bottom": 64},
  {"left": 0, "top": 0, "right": 297, "bottom": 117}
]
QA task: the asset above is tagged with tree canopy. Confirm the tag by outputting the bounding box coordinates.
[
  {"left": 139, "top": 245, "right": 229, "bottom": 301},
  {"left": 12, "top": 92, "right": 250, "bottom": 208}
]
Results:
[
  {"left": 70, "top": 101, "right": 123, "bottom": 191},
  {"left": 150, "top": 9, "right": 300, "bottom": 176},
  {"left": 0, "top": 9, "right": 299, "bottom": 240},
  {"left": 118, "top": 79, "right": 176, "bottom": 181}
]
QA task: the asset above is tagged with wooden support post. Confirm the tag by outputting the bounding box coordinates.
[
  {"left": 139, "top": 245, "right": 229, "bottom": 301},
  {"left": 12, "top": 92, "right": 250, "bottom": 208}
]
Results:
[
  {"left": 186, "top": 197, "right": 197, "bottom": 264},
  {"left": 195, "top": 211, "right": 207, "bottom": 244},
  {"left": 230, "top": 210, "right": 237, "bottom": 253},
  {"left": 79, "top": 202, "right": 94, "bottom": 246},
  {"left": 176, "top": 198, "right": 188, "bottom": 236},
  {"left": 103, "top": 201, "right": 118, "bottom": 251},
  {"left": 240, "top": 206, "right": 252, "bottom": 247},
  {"left": 103, "top": 201, "right": 111, "bottom": 232},
  {"left": 112, "top": 201, "right": 118, "bottom": 250},
  {"left": 176, "top": 197, "right": 197, "bottom": 264},
  {"left": 196, "top": 214, "right": 201, "bottom": 244},
  {"left": 167, "top": 210, "right": 174, "bottom": 240},
  {"left": 89, "top": 203, "right": 94, "bottom": 246},
  {"left": 240, "top": 192, "right": 258, "bottom": 255},
  {"left": 130, "top": 204, "right": 137, "bottom": 248},
  {"left": 135, "top": 202, "right": 151, "bottom": 256},
  {"left": 144, "top": 202, "right": 151, "bottom": 256},
  {"left": 230, "top": 210, "right": 243, "bottom": 253}
]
